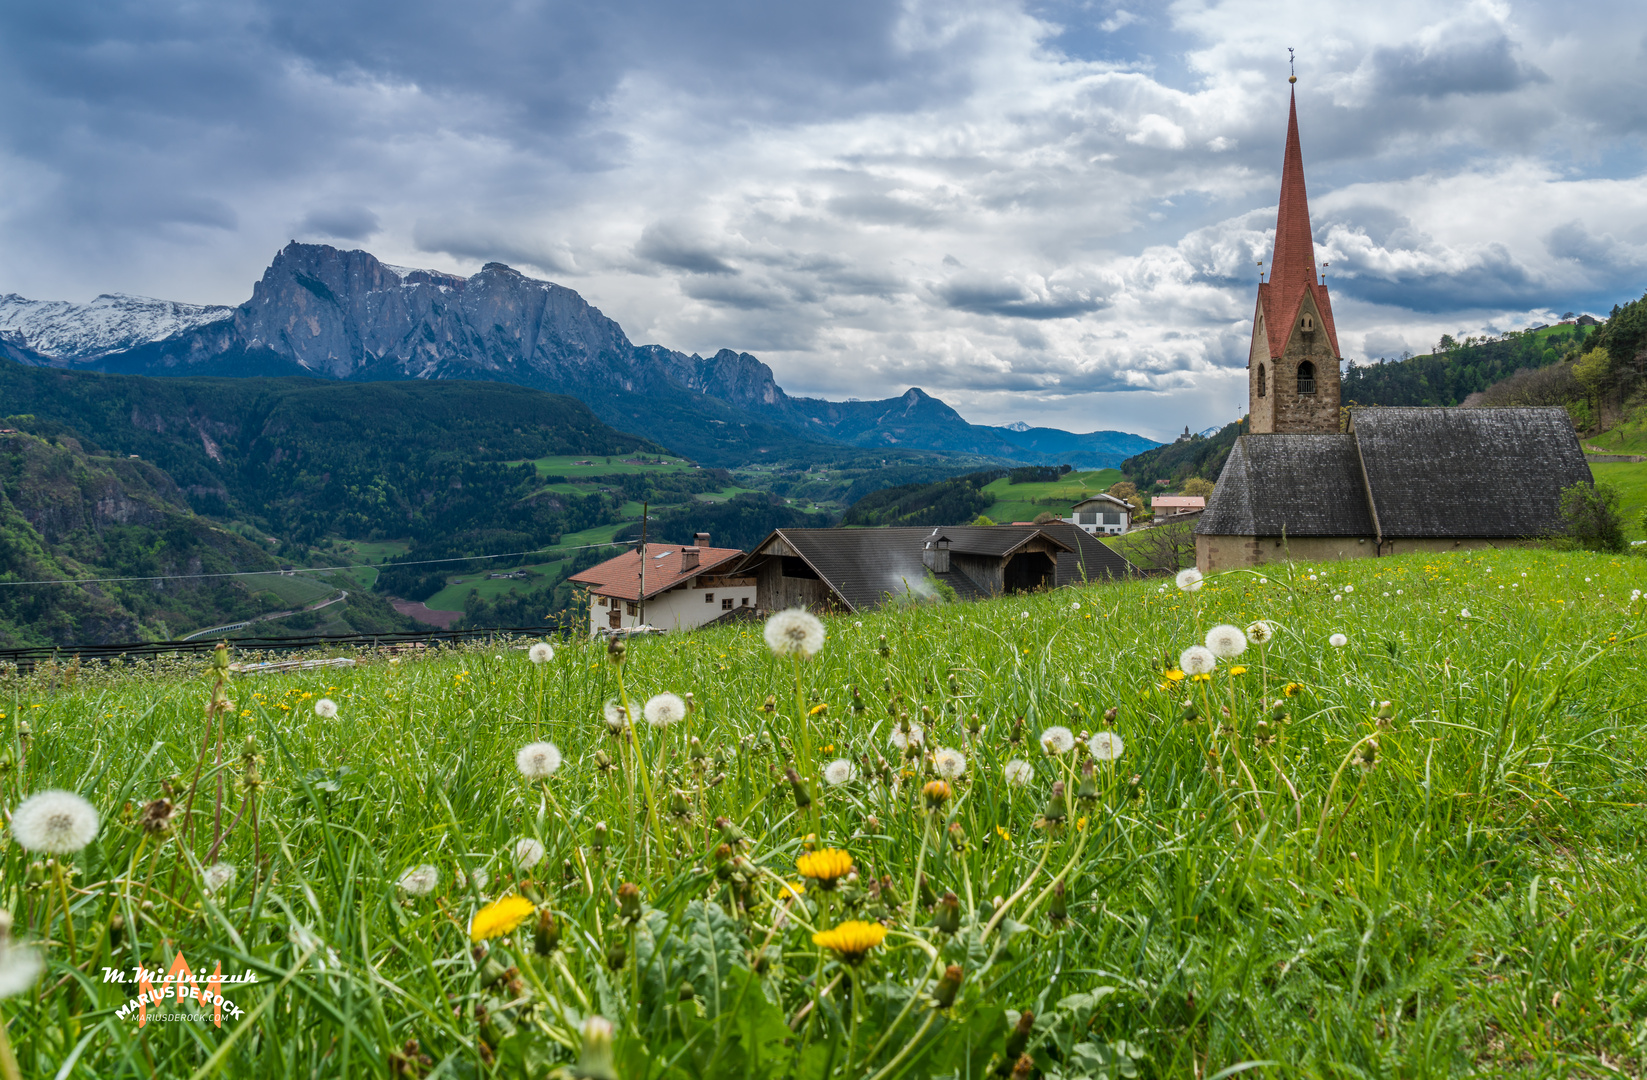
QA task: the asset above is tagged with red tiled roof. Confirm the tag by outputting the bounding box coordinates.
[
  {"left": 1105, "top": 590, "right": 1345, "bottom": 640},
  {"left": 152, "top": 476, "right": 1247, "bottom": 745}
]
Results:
[
  {"left": 1259, "top": 89, "right": 1341, "bottom": 360},
  {"left": 568, "top": 544, "right": 746, "bottom": 602}
]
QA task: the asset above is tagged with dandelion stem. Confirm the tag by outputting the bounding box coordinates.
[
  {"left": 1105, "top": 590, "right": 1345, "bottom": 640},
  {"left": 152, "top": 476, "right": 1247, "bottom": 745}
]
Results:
[
  {"left": 859, "top": 950, "right": 939, "bottom": 1065},
  {"left": 0, "top": 1003, "right": 19, "bottom": 1080},
  {"left": 864, "top": 1007, "right": 938, "bottom": 1080},
  {"left": 1311, "top": 732, "right": 1381, "bottom": 866},
  {"left": 53, "top": 860, "right": 78, "bottom": 967}
]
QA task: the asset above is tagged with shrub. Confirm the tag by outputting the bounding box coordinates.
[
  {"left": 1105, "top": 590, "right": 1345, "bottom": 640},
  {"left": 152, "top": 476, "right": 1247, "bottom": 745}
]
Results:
[{"left": 1557, "top": 481, "right": 1626, "bottom": 552}]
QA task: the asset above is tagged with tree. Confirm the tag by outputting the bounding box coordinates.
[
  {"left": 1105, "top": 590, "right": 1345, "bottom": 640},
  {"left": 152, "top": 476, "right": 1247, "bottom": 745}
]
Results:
[
  {"left": 1107, "top": 481, "right": 1138, "bottom": 501},
  {"left": 972, "top": 514, "right": 996, "bottom": 526},
  {"left": 1557, "top": 481, "right": 1625, "bottom": 553},
  {"left": 1182, "top": 477, "right": 1215, "bottom": 499},
  {"left": 1032, "top": 511, "right": 1059, "bottom": 524},
  {"left": 1130, "top": 516, "right": 1196, "bottom": 570}
]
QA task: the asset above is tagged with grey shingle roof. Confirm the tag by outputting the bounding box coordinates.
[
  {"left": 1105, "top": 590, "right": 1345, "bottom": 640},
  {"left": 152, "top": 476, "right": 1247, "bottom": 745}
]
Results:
[
  {"left": 1197, "top": 434, "right": 1376, "bottom": 537},
  {"left": 1036, "top": 521, "right": 1142, "bottom": 585},
  {"left": 747, "top": 524, "right": 1130, "bottom": 612},
  {"left": 1350, "top": 407, "right": 1590, "bottom": 538}
]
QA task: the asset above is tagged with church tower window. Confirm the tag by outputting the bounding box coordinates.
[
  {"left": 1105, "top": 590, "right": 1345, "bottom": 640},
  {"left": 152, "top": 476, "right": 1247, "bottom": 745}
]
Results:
[
  {"left": 1297, "top": 360, "right": 1316, "bottom": 395},
  {"left": 1300, "top": 312, "right": 1314, "bottom": 332},
  {"left": 1256, "top": 363, "right": 1266, "bottom": 397}
]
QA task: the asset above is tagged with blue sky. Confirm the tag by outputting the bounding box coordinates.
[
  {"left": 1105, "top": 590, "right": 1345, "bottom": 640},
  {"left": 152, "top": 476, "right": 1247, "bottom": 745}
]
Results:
[{"left": 1, "top": 0, "right": 1644, "bottom": 441}]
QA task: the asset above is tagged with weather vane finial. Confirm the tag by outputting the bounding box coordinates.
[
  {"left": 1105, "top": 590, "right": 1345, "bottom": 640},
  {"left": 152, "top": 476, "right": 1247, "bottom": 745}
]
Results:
[{"left": 1288, "top": 48, "right": 1297, "bottom": 84}]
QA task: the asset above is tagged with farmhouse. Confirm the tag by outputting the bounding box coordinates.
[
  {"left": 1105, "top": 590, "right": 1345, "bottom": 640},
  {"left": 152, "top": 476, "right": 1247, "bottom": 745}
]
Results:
[
  {"left": 1196, "top": 82, "right": 1592, "bottom": 573},
  {"left": 1066, "top": 493, "right": 1132, "bottom": 535},
  {"left": 735, "top": 522, "right": 1137, "bottom": 613},
  {"left": 1151, "top": 495, "right": 1206, "bottom": 518},
  {"left": 569, "top": 533, "right": 753, "bottom": 633}
]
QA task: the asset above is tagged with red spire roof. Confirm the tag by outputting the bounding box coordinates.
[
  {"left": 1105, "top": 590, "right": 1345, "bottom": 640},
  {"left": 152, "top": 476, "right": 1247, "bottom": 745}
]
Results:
[{"left": 1258, "top": 88, "right": 1340, "bottom": 359}]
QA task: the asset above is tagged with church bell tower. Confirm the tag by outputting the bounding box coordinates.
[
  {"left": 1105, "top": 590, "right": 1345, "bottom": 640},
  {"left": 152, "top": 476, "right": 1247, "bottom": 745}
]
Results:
[{"left": 1248, "top": 77, "right": 1341, "bottom": 434}]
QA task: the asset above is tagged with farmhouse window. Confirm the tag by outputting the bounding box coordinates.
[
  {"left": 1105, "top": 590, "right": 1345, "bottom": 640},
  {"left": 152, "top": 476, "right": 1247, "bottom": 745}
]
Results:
[
  {"left": 704, "top": 593, "right": 715, "bottom": 603},
  {"left": 626, "top": 602, "right": 637, "bottom": 616},
  {"left": 721, "top": 598, "right": 733, "bottom": 610},
  {"left": 1102, "top": 512, "right": 1120, "bottom": 525},
  {"left": 1078, "top": 512, "right": 1097, "bottom": 525},
  {"left": 1297, "top": 360, "right": 1316, "bottom": 395},
  {"left": 741, "top": 597, "right": 750, "bottom": 606}
]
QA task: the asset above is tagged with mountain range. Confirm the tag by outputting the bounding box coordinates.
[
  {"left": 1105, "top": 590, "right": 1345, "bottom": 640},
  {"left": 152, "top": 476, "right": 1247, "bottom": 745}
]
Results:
[{"left": 0, "top": 243, "right": 1159, "bottom": 468}]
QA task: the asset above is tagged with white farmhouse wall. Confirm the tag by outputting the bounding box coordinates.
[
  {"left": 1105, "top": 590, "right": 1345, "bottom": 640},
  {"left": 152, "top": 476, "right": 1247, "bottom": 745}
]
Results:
[{"left": 588, "top": 579, "right": 757, "bottom": 634}]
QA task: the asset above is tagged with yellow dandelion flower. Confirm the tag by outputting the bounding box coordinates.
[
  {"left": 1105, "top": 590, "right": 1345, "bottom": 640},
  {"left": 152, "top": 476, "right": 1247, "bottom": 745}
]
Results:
[
  {"left": 812, "top": 920, "right": 887, "bottom": 963},
  {"left": 808, "top": 703, "right": 828, "bottom": 716},
  {"left": 1283, "top": 682, "right": 1304, "bottom": 697},
  {"left": 796, "top": 848, "right": 854, "bottom": 889},
  {"left": 1228, "top": 666, "right": 1248, "bottom": 675},
  {"left": 1191, "top": 673, "right": 1212, "bottom": 683},
  {"left": 1076, "top": 816, "right": 1087, "bottom": 832},
  {"left": 1164, "top": 669, "right": 1185, "bottom": 682},
  {"left": 780, "top": 880, "right": 807, "bottom": 900},
  {"left": 996, "top": 825, "right": 1011, "bottom": 843},
  {"left": 469, "top": 896, "right": 537, "bottom": 942}
]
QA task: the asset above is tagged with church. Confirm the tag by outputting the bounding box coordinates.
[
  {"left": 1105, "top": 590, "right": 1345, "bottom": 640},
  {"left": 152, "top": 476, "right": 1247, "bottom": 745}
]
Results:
[{"left": 1194, "top": 82, "right": 1592, "bottom": 573}]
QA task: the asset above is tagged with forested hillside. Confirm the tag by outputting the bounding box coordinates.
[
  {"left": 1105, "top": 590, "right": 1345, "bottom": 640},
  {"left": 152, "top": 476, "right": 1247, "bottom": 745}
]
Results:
[
  {"left": 1343, "top": 323, "right": 1593, "bottom": 406},
  {"left": 1120, "top": 421, "right": 1244, "bottom": 490}
]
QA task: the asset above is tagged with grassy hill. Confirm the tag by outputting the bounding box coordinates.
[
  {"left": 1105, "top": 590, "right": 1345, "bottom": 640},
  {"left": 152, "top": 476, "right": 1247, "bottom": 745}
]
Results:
[
  {"left": 1343, "top": 322, "right": 1596, "bottom": 406},
  {"left": 6, "top": 546, "right": 1645, "bottom": 1076}
]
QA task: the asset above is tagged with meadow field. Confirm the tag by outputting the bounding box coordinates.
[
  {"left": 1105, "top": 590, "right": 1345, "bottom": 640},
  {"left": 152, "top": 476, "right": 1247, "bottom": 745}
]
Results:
[{"left": 1, "top": 548, "right": 1644, "bottom": 1078}]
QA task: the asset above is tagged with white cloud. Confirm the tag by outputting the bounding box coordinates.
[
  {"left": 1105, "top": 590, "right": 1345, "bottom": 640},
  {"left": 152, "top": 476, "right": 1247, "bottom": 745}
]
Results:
[{"left": 0, "top": 0, "right": 1644, "bottom": 440}]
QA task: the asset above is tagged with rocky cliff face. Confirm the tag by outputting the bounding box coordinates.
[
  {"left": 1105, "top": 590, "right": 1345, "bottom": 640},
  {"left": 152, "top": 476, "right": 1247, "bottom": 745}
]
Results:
[
  {"left": 22, "top": 242, "right": 1157, "bottom": 466},
  {"left": 236, "top": 245, "right": 658, "bottom": 390}
]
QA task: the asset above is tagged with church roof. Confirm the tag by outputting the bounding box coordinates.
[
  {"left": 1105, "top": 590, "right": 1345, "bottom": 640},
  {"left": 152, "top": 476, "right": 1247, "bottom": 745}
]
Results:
[
  {"left": 1196, "top": 434, "right": 1375, "bottom": 537},
  {"left": 1197, "top": 407, "right": 1592, "bottom": 541},
  {"left": 1349, "top": 407, "right": 1590, "bottom": 538},
  {"left": 1258, "top": 90, "right": 1341, "bottom": 360}
]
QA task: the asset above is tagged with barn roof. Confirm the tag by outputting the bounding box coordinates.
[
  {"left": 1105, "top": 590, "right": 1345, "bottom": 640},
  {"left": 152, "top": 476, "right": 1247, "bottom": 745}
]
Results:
[
  {"left": 1349, "top": 407, "right": 1589, "bottom": 538},
  {"left": 1197, "top": 407, "right": 1591, "bottom": 541},
  {"left": 739, "top": 523, "right": 1133, "bottom": 612},
  {"left": 1197, "top": 434, "right": 1375, "bottom": 537}
]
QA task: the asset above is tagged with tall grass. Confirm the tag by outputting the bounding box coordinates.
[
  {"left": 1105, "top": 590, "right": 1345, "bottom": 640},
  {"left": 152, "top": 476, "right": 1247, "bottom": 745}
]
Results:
[{"left": 2, "top": 547, "right": 1644, "bottom": 1078}]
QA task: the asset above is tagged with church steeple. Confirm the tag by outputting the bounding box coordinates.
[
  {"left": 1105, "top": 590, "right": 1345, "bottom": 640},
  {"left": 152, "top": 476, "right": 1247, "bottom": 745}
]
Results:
[{"left": 1248, "top": 77, "right": 1342, "bottom": 435}]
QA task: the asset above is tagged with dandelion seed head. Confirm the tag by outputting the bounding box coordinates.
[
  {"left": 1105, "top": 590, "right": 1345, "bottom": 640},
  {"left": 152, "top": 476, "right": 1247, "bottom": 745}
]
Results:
[
  {"left": 602, "top": 699, "right": 631, "bottom": 733},
  {"left": 202, "top": 862, "right": 236, "bottom": 897},
  {"left": 528, "top": 642, "right": 555, "bottom": 664},
  {"left": 1179, "top": 645, "right": 1217, "bottom": 676},
  {"left": 1175, "top": 568, "right": 1204, "bottom": 593},
  {"left": 516, "top": 741, "right": 563, "bottom": 780},
  {"left": 1245, "top": 620, "right": 1275, "bottom": 644},
  {"left": 10, "top": 789, "right": 99, "bottom": 853},
  {"left": 764, "top": 609, "right": 826, "bottom": 659},
  {"left": 1087, "top": 731, "right": 1124, "bottom": 762},
  {"left": 1205, "top": 624, "right": 1247, "bottom": 658},
  {"left": 397, "top": 864, "right": 439, "bottom": 896},
  {"left": 513, "top": 837, "right": 546, "bottom": 870},
  {"left": 1003, "top": 759, "right": 1034, "bottom": 787},
  {"left": 1040, "top": 726, "right": 1075, "bottom": 754},
  {"left": 933, "top": 747, "right": 967, "bottom": 779},
  {"left": 0, "top": 929, "right": 41, "bottom": 1000},
  {"left": 643, "top": 692, "right": 687, "bottom": 727},
  {"left": 314, "top": 698, "right": 338, "bottom": 718},
  {"left": 887, "top": 724, "right": 925, "bottom": 750},
  {"left": 1329, "top": 633, "right": 1348, "bottom": 648},
  {"left": 823, "top": 758, "right": 856, "bottom": 786}
]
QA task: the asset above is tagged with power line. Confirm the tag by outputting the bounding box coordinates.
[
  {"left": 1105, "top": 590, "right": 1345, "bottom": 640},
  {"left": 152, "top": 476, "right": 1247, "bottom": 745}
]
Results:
[{"left": 0, "top": 539, "right": 636, "bottom": 588}]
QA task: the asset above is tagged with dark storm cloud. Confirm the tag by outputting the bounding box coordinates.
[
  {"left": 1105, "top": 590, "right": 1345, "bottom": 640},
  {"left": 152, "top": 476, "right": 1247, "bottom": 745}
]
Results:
[
  {"left": 1368, "top": 34, "right": 1545, "bottom": 100},
  {"left": 634, "top": 225, "right": 738, "bottom": 276},
  {"left": 299, "top": 206, "right": 381, "bottom": 241},
  {"left": 934, "top": 275, "right": 1108, "bottom": 319},
  {"left": 1335, "top": 244, "right": 1541, "bottom": 313}
]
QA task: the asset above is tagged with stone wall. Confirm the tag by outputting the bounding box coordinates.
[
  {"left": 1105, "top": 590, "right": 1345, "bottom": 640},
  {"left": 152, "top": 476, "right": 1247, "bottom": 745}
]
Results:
[
  {"left": 1198, "top": 532, "right": 1542, "bottom": 573},
  {"left": 1248, "top": 289, "right": 1340, "bottom": 435}
]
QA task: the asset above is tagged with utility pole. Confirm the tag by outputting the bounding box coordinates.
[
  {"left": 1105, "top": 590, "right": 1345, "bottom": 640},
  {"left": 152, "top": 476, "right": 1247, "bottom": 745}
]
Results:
[{"left": 637, "top": 502, "right": 648, "bottom": 629}]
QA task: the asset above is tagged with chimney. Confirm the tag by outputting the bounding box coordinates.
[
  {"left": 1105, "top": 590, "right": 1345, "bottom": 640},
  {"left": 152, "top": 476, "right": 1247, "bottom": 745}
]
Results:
[
  {"left": 680, "top": 546, "right": 700, "bottom": 571},
  {"left": 694, "top": 532, "right": 711, "bottom": 548}
]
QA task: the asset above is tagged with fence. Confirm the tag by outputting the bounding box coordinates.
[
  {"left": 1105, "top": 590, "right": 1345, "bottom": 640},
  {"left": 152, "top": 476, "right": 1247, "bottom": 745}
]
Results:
[{"left": 0, "top": 622, "right": 573, "bottom": 672}]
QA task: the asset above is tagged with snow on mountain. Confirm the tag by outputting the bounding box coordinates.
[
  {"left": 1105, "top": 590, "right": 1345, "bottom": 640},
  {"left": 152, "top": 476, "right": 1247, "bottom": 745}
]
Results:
[
  {"left": 1196, "top": 425, "right": 1223, "bottom": 438},
  {"left": 0, "top": 292, "right": 233, "bottom": 362},
  {"left": 1002, "top": 420, "right": 1032, "bottom": 432}
]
